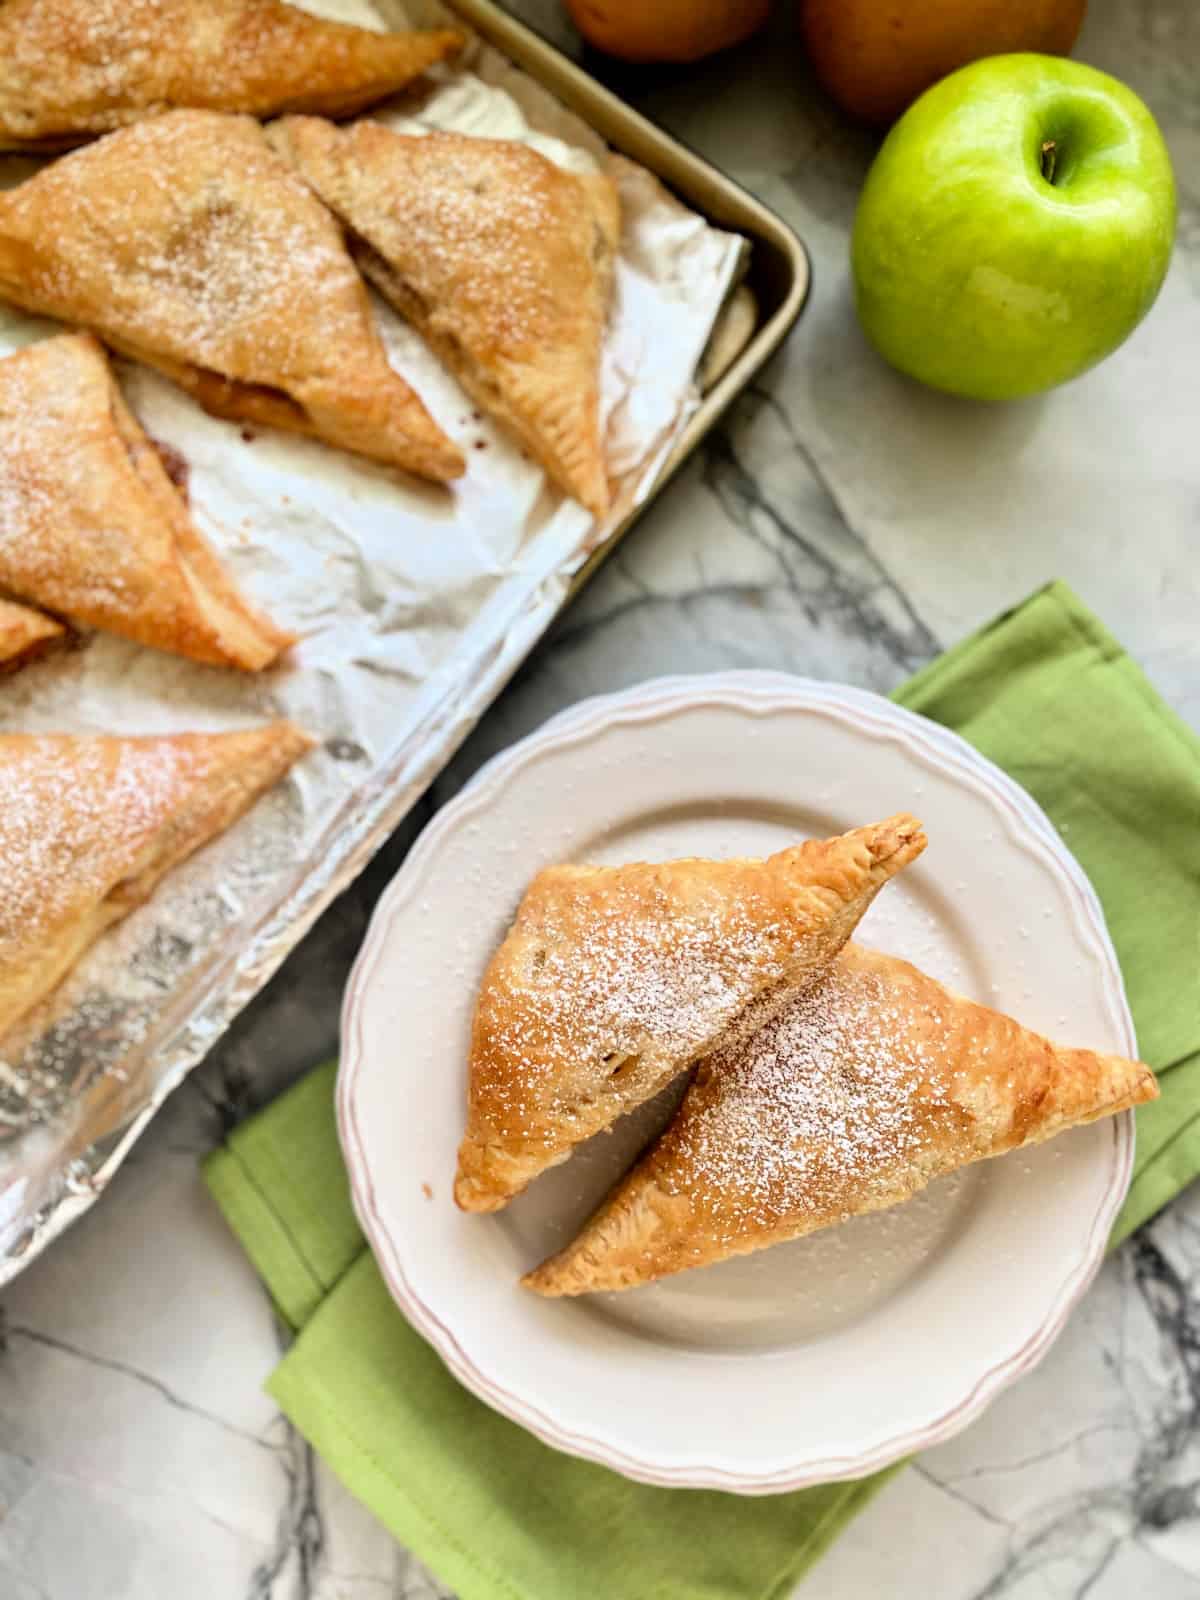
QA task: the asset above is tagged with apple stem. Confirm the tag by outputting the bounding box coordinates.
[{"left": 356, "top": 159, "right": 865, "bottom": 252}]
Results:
[{"left": 1040, "top": 139, "right": 1058, "bottom": 186}]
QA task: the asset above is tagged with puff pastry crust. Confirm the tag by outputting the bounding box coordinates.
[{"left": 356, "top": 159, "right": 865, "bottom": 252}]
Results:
[
  {"left": 0, "top": 598, "right": 64, "bottom": 671},
  {"left": 272, "top": 119, "right": 619, "bottom": 518},
  {"left": 0, "top": 333, "right": 293, "bottom": 669},
  {"left": 525, "top": 943, "right": 1159, "bottom": 1295},
  {"left": 0, "top": 112, "right": 464, "bottom": 481},
  {"left": 0, "top": 0, "right": 463, "bottom": 152},
  {"left": 455, "top": 815, "right": 926, "bottom": 1213},
  {"left": 0, "top": 721, "right": 313, "bottom": 1043}
]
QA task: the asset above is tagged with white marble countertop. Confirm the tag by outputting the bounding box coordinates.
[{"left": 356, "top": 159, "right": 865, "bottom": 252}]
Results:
[{"left": 2, "top": 3, "right": 1199, "bottom": 1597}]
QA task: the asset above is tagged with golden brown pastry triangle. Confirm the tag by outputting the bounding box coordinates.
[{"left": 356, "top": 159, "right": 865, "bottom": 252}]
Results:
[
  {"left": 271, "top": 119, "right": 619, "bottom": 517},
  {"left": 524, "top": 943, "right": 1158, "bottom": 1295},
  {"left": 0, "top": 598, "right": 64, "bottom": 671},
  {"left": 0, "top": 112, "right": 464, "bottom": 482},
  {"left": 0, "top": 0, "right": 463, "bottom": 152},
  {"left": 0, "top": 722, "right": 314, "bottom": 1043},
  {"left": 0, "top": 333, "right": 292, "bottom": 670},
  {"left": 455, "top": 815, "right": 926, "bottom": 1212}
]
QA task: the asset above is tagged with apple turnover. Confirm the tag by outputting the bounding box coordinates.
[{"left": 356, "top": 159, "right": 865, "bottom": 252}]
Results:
[
  {"left": 456, "top": 815, "right": 926, "bottom": 1212},
  {"left": 272, "top": 119, "right": 619, "bottom": 517},
  {"left": 525, "top": 943, "right": 1158, "bottom": 1295},
  {"left": 0, "top": 0, "right": 463, "bottom": 152},
  {"left": 0, "top": 112, "right": 464, "bottom": 481},
  {"left": 0, "top": 333, "right": 293, "bottom": 669},
  {"left": 0, "top": 722, "right": 313, "bottom": 1043}
]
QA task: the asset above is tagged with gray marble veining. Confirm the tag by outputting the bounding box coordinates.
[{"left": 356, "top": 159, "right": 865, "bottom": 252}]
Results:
[{"left": 2, "top": 1, "right": 1199, "bottom": 1596}]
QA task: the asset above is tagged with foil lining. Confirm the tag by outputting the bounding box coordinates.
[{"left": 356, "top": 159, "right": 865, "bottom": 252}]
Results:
[{"left": 0, "top": 0, "right": 744, "bottom": 1279}]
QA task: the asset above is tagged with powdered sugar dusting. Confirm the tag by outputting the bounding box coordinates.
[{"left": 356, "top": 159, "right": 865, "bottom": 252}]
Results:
[
  {"left": 0, "top": 111, "right": 379, "bottom": 387},
  {"left": 673, "top": 950, "right": 959, "bottom": 1241},
  {"left": 0, "top": 337, "right": 152, "bottom": 611},
  {"left": 296, "top": 124, "right": 612, "bottom": 358},
  {"left": 478, "top": 869, "right": 794, "bottom": 1134},
  {"left": 537, "top": 911, "right": 781, "bottom": 1062},
  {"left": 0, "top": 0, "right": 462, "bottom": 147},
  {"left": 0, "top": 735, "right": 199, "bottom": 951},
  {"left": 0, "top": 356, "right": 58, "bottom": 581},
  {"left": 0, "top": 728, "right": 305, "bottom": 1136}
]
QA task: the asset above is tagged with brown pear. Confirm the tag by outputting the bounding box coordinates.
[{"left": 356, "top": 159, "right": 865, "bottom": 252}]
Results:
[
  {"left": 566, "top": 0, "right": 771, "bottom": 64},
  {"left": 800, "top": 0, "right": 1087, "bottom": 125}
]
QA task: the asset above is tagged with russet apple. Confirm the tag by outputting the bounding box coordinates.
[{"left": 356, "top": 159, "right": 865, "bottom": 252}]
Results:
[
  {"left": 565, "top": 0, "right": 771, "bottom": 64},
  {"left": 801, "top": 0, "right": 1087, "bottom": 126},
  {"left": 851, "top": 55, "right": 1176, "bottom": 400}
]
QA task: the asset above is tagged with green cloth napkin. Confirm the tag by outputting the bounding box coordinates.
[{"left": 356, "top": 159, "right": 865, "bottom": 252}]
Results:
[
  {"left": 205, "top": 579, "right": 1200, "bottom": 1600},
  {"left": 898, "top": 581, "right": 1200, "bottom": 1241}
]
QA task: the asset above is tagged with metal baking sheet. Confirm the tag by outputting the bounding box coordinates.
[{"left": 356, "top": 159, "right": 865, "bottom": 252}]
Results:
[{"left": 0, "top": 0, "right": 809, "bottom": 1280}]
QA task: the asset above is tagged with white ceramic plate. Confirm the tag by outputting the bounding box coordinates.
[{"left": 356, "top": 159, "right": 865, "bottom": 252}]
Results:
[{"left": 339, "top": 673, "right": 1136, "bottom": 1492}]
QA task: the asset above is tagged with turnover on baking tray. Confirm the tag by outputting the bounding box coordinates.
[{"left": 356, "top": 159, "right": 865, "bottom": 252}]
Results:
[
  {"left": 273, "top": 118, "right": 621, "bottom": 519},
  {"left": 0, "top": 333, "right": 292, "bottom": 670},
  {"left": 0, "top": 338, "right": 319, "bottom": 1047},
  {"left": 0, "top": 109, "right": 624, "bottom": 509},
  {"left": 0, "top": 0, "right": 463, "bottom": 152},
  {"left": 0, "top": 31, "right": 626, "bottom": 512},
  {"left": 0, "top": 724, "right": 314, "bottom": 1047},
  {"left": 0, "top": 111, "right": 464, "bottom": 481}
]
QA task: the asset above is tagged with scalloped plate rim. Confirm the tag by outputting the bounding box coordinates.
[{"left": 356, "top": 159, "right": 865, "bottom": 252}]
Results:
[{"left": 338, "top": 672, "right": 1135, "bottom": 1492}]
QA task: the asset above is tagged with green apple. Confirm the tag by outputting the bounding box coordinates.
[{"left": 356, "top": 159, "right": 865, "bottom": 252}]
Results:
[{"left": 851, "top": 54, "right": 1176, "bottom": 400}]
